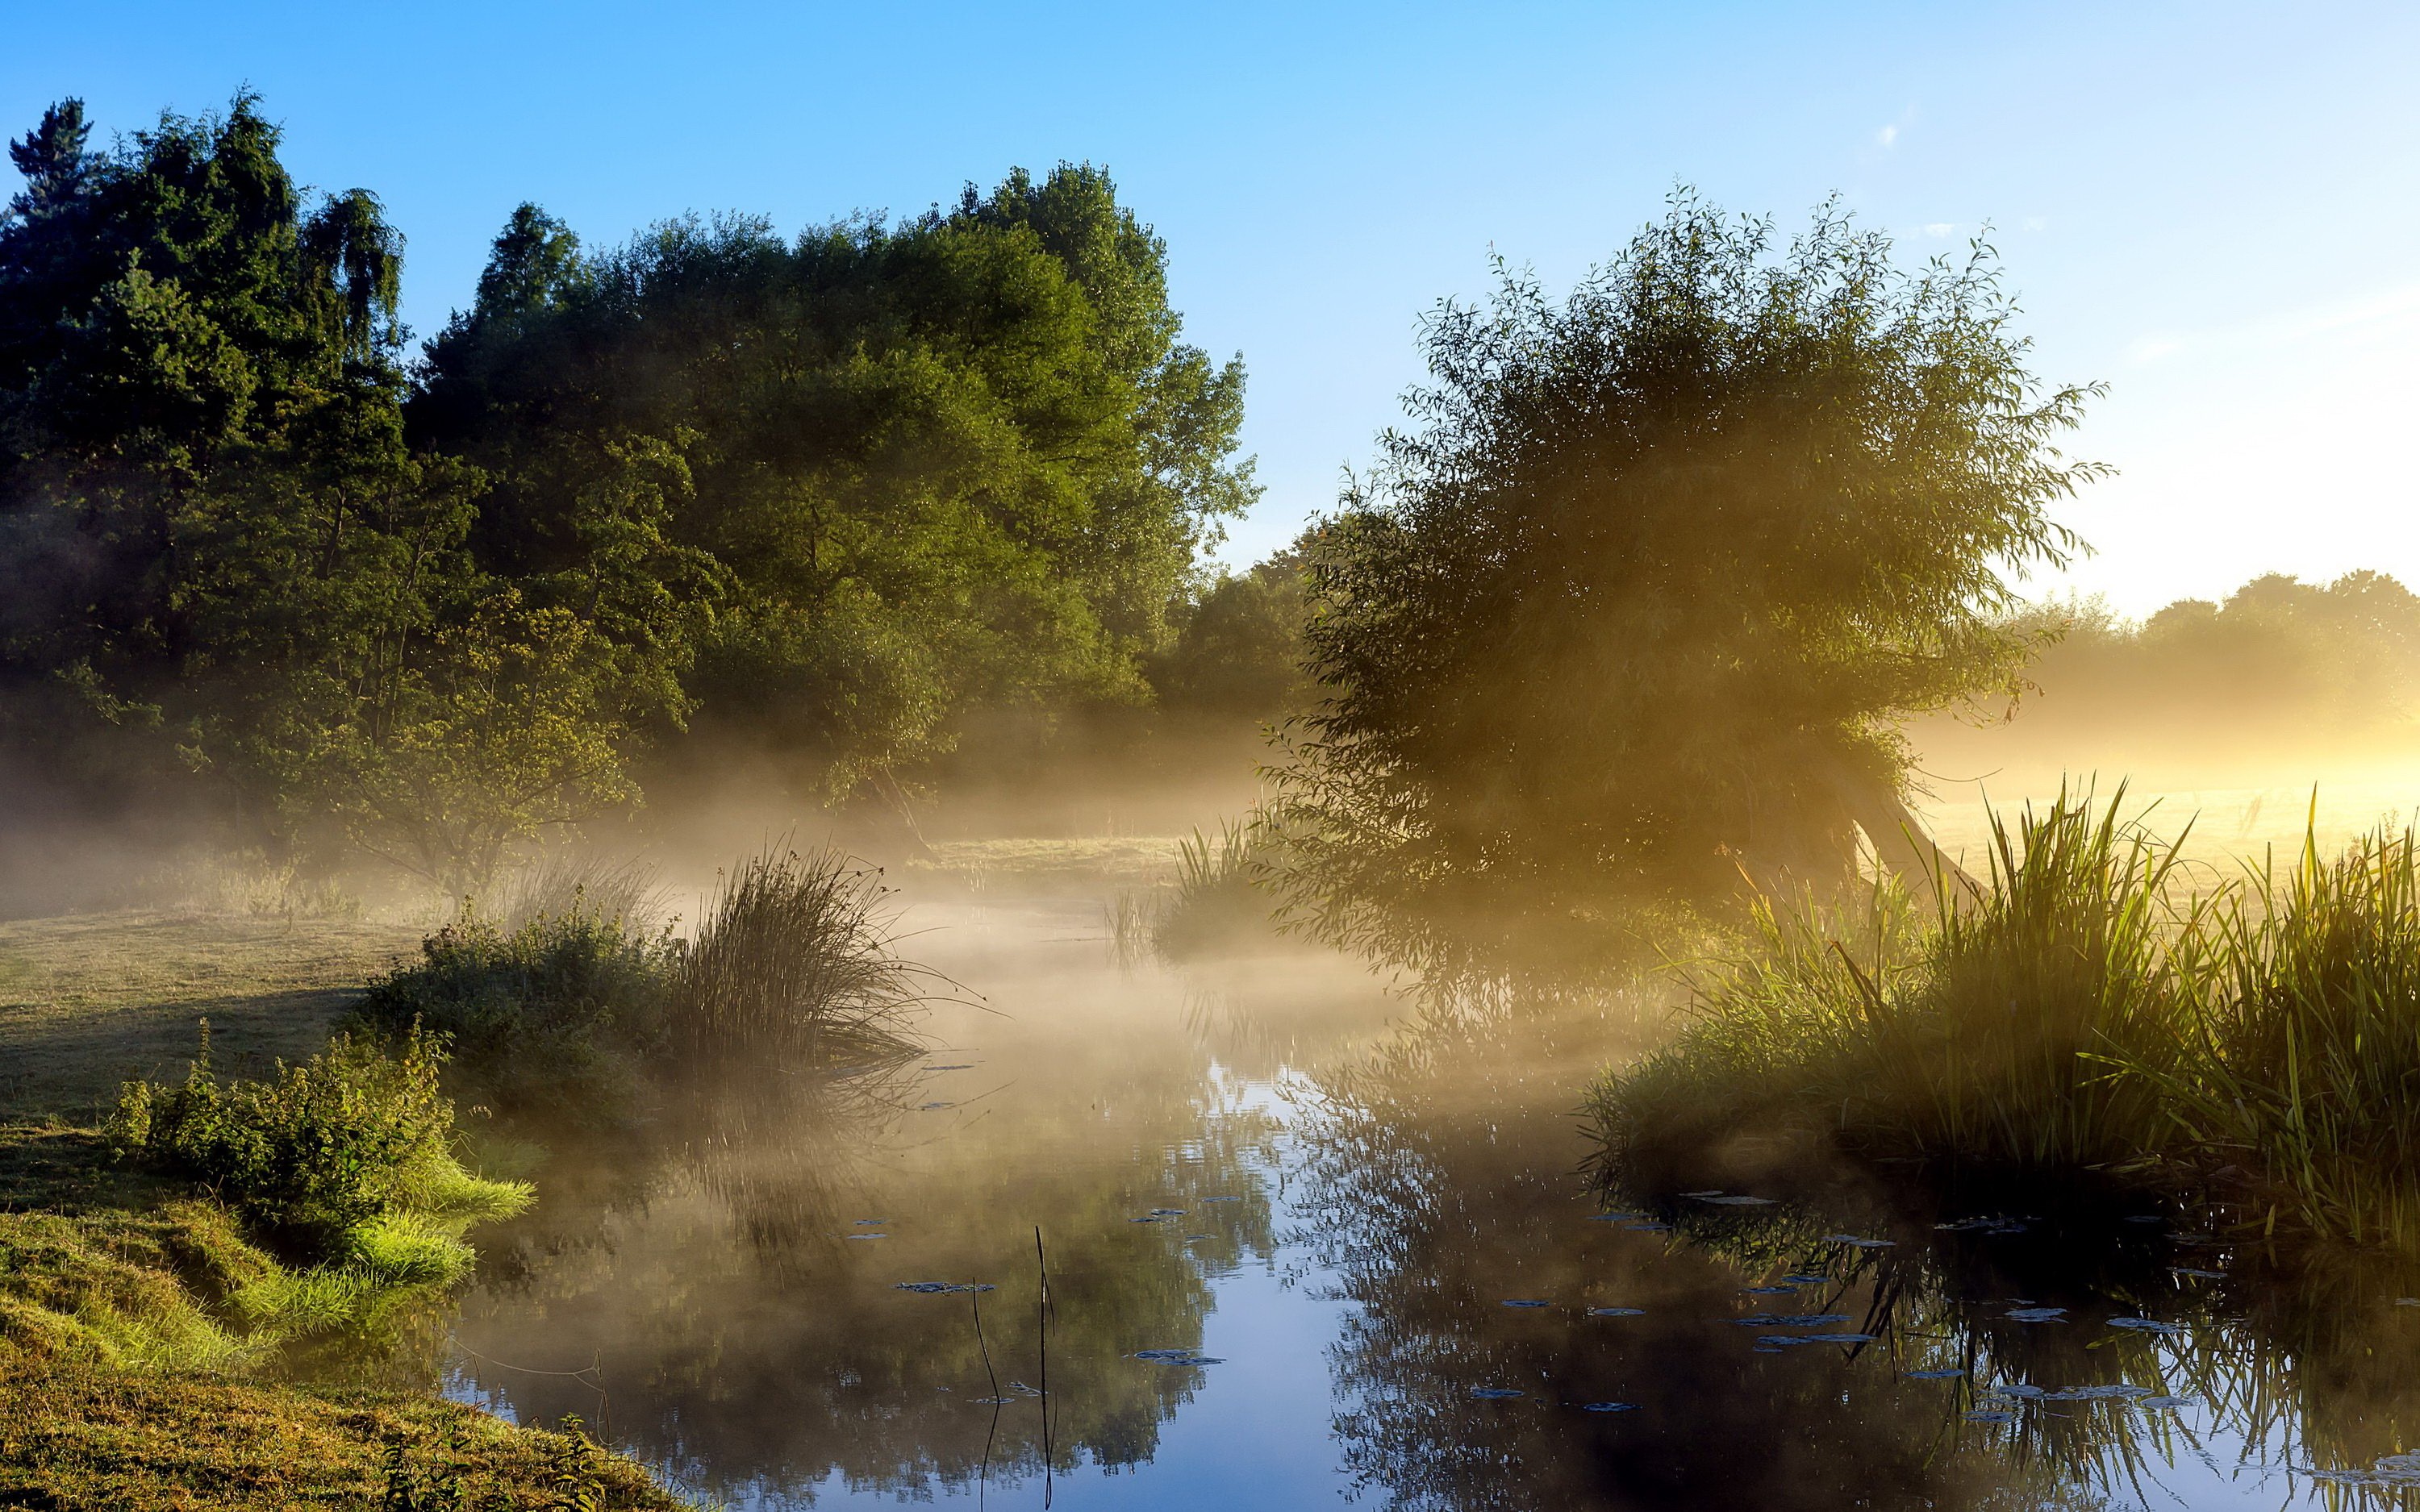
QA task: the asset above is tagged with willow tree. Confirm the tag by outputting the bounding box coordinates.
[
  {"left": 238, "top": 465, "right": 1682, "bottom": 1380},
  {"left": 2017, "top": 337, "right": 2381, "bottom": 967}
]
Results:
[{"left": 1270, "top": 197, "right": 2101, "bottom": 968}]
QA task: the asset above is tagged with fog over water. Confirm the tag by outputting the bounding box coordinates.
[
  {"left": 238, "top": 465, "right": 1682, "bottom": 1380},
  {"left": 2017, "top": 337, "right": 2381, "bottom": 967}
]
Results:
[{"left": 420, "top": 891, "right": 2420, "bottom": 1511}]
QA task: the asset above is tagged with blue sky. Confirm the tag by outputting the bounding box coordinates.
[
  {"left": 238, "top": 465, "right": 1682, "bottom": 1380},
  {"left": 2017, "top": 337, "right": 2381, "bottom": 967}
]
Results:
[{"left": 12, "top": 0, "right": 2417, "bottom": 611}]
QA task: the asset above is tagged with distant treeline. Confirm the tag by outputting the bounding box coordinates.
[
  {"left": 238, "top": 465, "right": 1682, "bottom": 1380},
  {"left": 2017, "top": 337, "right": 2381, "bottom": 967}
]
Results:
[
  {"left": 1931, "top": 571, "right": 2420, "bottom": 770},
  {"left": 0, "top": 94, "right": 1273, "bottom": 886}
]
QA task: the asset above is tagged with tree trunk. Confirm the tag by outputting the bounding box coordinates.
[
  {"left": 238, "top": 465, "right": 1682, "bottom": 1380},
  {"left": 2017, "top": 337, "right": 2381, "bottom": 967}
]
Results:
[{"left": 1826, "top": 763, "right": 1984, "bottom": 909}]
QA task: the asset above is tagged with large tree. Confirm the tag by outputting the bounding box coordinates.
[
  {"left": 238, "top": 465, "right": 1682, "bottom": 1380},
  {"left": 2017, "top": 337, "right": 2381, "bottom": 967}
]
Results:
[
  {"left": 1271, "top": 196, "right": 2101, "bottom": 968},
  {"left": 0, "top": 95, "right": 645, "bottom": 888},
  {"left": 411, "top": 167, "right": 1256, "bottom": 810}
]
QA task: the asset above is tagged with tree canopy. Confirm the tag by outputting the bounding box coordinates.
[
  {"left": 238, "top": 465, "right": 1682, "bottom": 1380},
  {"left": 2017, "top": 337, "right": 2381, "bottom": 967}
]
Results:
[
  {"left": 0, "top": 94, "right": 1254, "bottom": 887},
  {"left": 1270, "top": 196, "right": 2101, "bottom": 967}
]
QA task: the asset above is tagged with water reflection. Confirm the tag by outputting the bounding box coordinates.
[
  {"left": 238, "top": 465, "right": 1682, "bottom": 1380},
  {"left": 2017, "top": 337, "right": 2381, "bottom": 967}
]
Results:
[
  {"left": 443, "top": 903, "right": 1391, "bottom": 1506},
  {"left": 412, "top": 898, "right": 2420, "bottom": 1510}
]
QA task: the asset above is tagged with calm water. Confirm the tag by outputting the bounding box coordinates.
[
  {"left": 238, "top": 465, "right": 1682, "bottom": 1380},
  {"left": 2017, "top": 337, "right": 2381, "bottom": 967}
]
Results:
[{"left": 435, "top": 895, "right": 2420, "bottom": 1510}]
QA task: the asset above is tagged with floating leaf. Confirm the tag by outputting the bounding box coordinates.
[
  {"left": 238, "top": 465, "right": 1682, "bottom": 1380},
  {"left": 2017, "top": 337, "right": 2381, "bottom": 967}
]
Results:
[
  {"left": 2004, "top": 1307, "right": 2067, "bottom": 1322},
  {"left": 2105, "top": 1317, "right": 2185, "bottom": 1335},
  {"left": 1500, "top": 1299, "right": 1550, "bottom": 1308},
  {"left": 1588, "top": 1306, "right": 1645, "bottom": 1318},
  {"left": 1469, "top": 1387, "right": 1524, "bottom": 1400},
  {"left": 1579, "top": 1402, "right": 1638, "bottom": 1413}
]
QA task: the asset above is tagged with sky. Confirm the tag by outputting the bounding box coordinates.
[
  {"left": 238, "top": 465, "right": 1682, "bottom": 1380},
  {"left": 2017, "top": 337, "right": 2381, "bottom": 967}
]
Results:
[{"left": 9, "top": 0, "right": 2416, "bottom": 614}]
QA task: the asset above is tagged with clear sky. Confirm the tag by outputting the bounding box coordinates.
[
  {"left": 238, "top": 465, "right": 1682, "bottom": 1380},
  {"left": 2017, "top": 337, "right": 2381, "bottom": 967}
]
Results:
[{"left": 10, "top": 1, "right": 2415, "bottom": 614}]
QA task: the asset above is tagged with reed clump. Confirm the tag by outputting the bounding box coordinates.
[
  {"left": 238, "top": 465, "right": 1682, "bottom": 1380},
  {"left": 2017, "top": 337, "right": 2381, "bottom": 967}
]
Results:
[
  {"left": 674, "top": 849, "right": 927, "bottom": 1064},
  {"left": 1154, "top": 819, "right": 1275, "bottom": 960},
  {"left": 2149, "top": 827, "right": 2420, "bottom": 1246},
  {"left": 358, "top": 846, "right": 928, "bottom": 1114},
  {"left": 1589, "top": 793, "right": 2420, "bottom": 1252}
]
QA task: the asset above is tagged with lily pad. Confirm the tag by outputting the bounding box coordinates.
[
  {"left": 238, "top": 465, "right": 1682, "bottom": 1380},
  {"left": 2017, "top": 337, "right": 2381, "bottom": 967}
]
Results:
[
  {"left": 1697, "top": 1194, "right": 1777, "bottom": 1206},
  {"left": 1500, "top": 1299, "right": 1550, "bottom": 1308},
  {"left": 894, "top": 1281, "right": 996, "bottom": 1294},
  {"left": 2004, "top": 1307, "right": 2067, "bottom": 1322},
  {"left": 1469, "top": 1387, "right": 1525, "bottom": 1400},
  {"left": 2105, "top": 1316, "right": 2185, "bottom": 1335},
  {"left": 1904, "top": 1368, "right": 1966, "bottom": 1380},
  {"left": 1588, "top": 1306, "right": 1645, "bottom": 1318},
  {"left": 2138, "top": 1395, "right": 2196, "bottom": 1410},
  {"left": 1579, "top": 1402, "right": 1638, "bottom": 1413}
]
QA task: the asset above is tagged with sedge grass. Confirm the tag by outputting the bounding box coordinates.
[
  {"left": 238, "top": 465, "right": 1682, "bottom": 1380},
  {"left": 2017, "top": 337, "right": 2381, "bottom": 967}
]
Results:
[{"left": 1591, "top": 789, "right": 2420, "bottom": 1254}]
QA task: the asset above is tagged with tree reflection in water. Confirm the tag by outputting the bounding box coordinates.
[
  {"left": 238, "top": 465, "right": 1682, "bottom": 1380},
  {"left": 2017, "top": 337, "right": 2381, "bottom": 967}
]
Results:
[{"left": 1287, "top": 978, "right": 2420, "bottom": 1511}]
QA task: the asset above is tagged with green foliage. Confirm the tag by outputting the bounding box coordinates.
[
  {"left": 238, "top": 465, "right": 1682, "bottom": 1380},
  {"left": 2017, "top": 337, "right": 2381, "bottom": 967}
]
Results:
[
  {"left": 1150, "top": 547, "right": 1312, "bottom": 722},
  {"left": 415, "top": 165, "right": 1257, "bottom": 805},
  {"left": 1270, "top": 194, "right": 2101, "bottom": 968},
  {"left": 355, "top": 898, "right": 676, "bottom": 1114},
  {"left": 2, "top": 95, "right": 1254, "bottom": 886},
  {"left": 1591, "top": 793, "right": 2420, "bottom": 1253},
  {"left": 0, "top": 93, "right": 644, "bottom": 892},
  {"left": 106, "top": 1022, "right": 526, "bottom": 1257}
]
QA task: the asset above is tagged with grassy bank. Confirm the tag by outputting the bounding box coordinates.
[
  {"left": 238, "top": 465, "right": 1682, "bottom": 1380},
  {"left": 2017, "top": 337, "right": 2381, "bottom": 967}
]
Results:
[
  {"left": 0, "top": 908, "right": 694, "bottom": 1508},
  {"left": 1588, "top": 793, "right": 2420, "bottom": 1253}
]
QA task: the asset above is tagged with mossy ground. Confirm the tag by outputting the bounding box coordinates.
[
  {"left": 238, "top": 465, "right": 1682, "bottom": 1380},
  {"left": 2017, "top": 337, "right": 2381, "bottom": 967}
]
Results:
[
  {"left": 0, "top": 1361, "right": 687, "bottom": 1510},
  {"left": 0, "top": 910, "right": 692, "bottom": 1509}
]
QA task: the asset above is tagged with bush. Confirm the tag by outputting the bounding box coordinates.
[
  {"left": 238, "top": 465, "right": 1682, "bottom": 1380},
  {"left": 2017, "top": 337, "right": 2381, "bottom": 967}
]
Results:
[
  {"left": 106, "top": 1024, "right": 525, "bottom": 1260},
  {"left": 355, "top": 898, "right": 675, "bottom": 1114},
  {"left": 358, "top": 848, "right": 928, "bottom": 1114}
]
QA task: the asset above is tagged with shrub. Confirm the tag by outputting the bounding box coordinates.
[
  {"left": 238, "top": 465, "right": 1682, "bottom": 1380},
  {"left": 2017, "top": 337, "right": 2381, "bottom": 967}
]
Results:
[
  {"left": 354, "top": 899, "right": 675, "bottom": 1114},
  {"left": 106, "top": 1024, "right": 526, "bottom": 1260}
]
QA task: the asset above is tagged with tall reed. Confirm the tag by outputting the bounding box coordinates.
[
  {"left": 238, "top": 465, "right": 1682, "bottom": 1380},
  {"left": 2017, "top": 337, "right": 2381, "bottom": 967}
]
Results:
[
  {"left": 674, "top": 849, "right": 929, "bottom": 1065},
  {"left": 2147, "top": 822, "right": 2420, "bottom": 1246},
  {"left": 1595, "top": 790, "right": 2420, "bottom": 1252},
  {"left": 1594, "top": 793, "right": 2208, "bottom": 1177}
]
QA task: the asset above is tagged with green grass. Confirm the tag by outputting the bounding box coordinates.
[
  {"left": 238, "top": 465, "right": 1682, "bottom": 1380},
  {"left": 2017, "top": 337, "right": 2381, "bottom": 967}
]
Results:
[
  {"left": 1588, "top": 791, "right": 2420, "bottom": 1253},
  {"left": 0, "top": 1360, "right": 693, "bottom": 1509},
  {"left": 0, "top": 907, "right": 690, "bottom": 1508},
  {"left": 0, "top": 910, "right": 423, "bottom": 1122}
]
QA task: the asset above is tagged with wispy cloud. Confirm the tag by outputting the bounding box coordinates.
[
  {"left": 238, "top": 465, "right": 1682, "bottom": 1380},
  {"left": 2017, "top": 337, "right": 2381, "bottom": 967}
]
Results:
[
  {"left": 1922, "top": 222, "right": 1958, "bottom": 238},
  {"left": 2126, "top": 282, "right": 2420, "bottom": 366},
  {"left": 1876, "top": 123, "right": 1899, "bottom": 148}
]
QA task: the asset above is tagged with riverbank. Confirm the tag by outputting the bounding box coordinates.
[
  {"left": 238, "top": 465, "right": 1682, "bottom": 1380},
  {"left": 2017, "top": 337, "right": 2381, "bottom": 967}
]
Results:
[{"left": 0, "top": 908, "right": 697, "bottom": 1510}]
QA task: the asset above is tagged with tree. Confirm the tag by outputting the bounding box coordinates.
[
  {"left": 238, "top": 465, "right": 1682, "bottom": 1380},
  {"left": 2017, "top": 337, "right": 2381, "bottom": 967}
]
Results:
[
  {"left": 1270, "top": 195, "right": 2101, "bottom": 969},
  {"left": 412, "top": 167, "right": 1255, "bottom": 806},
  {"left": 0, "top": 94, "right": 633, "bottom": 885}
]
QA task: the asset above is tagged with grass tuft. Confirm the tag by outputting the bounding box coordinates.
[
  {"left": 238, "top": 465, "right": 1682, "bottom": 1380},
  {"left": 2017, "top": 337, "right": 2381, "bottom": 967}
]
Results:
[{"left": 1590, "top": 789, "right": 2420, "bottom": 1253}]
